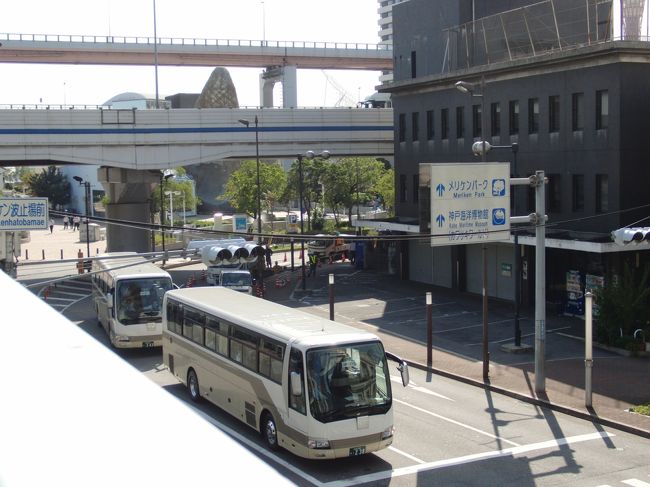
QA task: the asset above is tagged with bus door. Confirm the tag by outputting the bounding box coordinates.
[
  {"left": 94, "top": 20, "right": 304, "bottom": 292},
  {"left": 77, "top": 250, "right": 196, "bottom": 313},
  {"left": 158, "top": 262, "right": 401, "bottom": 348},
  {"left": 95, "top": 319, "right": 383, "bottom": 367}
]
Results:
[{"left": 287, "top": 348, "right": 309, "bottom": 445}]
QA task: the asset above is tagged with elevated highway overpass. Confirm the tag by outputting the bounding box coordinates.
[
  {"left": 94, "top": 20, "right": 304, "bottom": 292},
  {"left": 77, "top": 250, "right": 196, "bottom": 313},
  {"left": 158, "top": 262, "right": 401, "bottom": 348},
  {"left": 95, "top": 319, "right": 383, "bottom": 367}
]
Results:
[
  {"left": 0, "top": 107, "right": 393, "bottom": 167},
  {"left": 0, "top": 33, "right": 392, "bottom": 70},
  {"left": 0, "top": 106, "right": 394, "bottom": 252}
]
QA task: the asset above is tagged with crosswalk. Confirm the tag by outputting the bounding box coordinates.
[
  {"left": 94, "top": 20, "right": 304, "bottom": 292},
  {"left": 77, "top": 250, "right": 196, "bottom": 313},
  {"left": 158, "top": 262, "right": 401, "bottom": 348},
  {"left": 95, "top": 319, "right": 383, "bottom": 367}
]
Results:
[{"left": 38, "top": 279, "right": 92, "bottom": 312}]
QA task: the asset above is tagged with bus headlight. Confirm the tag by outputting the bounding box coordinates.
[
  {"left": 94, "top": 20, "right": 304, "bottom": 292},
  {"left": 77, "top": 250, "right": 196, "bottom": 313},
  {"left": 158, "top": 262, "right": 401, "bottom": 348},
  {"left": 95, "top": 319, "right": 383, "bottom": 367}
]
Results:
[
  {"left": 381, "top": 426, "right": 394, "bottom": 440},
  {"left": 308, "top": 439, "right": 330, "bottom": 449},
  {"left": 114, "top": 335, "right": 131, "bottom": 342}
]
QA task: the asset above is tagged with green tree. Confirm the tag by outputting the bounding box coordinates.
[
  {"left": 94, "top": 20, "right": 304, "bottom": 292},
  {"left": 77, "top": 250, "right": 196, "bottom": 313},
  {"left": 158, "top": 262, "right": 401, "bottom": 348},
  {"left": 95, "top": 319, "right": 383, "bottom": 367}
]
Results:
[
  {"left": 220, "top": 160, "right": 287, "bottom": 220},
  {"left": 25, "top": 166, "right": 71, "bottom": 208},
  {"left": 321, "top": 157, "right": 385, "bottom": 225},
  {"left": 374, "top": 167, "right": 395, "bottom": 216},
  {"left": 152, "top": 176, "right": 200, "bottom": 226},
  {"left": 595, "top": 262, "right": 650, "bottom": 346}
]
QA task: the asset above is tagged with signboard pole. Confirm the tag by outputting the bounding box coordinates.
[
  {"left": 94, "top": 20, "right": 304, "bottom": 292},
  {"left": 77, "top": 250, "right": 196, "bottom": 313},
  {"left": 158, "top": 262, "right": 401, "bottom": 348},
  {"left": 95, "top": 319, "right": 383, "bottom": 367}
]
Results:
[{"left": 534, "top": 170, "right": 546, "bottom": 394}]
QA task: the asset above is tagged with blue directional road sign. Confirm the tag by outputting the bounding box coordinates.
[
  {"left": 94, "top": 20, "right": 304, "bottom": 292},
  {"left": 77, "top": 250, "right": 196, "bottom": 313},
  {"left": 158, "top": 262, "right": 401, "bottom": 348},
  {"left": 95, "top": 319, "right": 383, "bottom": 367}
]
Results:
[
  {"left": 0, "top": 197, "right": 49, "bottom": 231},
  {"left": 423, "top": 163, "right": 510, "bottom": 246}
]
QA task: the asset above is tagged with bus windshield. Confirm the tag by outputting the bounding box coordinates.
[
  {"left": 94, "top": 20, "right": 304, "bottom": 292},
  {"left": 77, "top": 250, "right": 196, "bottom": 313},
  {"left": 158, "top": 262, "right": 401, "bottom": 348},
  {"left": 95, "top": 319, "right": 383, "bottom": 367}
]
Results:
[
  {"left": 221, "top": 272, "right": 252, "bottom": 287},
  {"left": 306, "top": 342, "right": 391, "bottom": 423},
  {"left": 116, "top": 278, "right": 173, "bottom": 325}
]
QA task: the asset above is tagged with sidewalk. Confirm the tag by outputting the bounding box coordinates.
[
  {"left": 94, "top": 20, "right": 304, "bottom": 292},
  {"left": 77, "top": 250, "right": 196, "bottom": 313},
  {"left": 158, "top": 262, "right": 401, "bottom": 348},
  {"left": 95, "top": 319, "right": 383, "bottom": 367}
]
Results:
[
  {"left": 265, "top": 264, "right": 650, "bottom": 439},
  {"left": 18, "top": 219, "right": 107, "bottom": 262}
]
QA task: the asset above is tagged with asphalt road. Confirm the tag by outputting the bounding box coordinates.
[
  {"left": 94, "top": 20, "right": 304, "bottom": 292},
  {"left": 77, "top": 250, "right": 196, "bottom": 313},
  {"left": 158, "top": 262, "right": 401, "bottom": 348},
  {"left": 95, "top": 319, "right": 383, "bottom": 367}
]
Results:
[{"left": 51, "top": 263, "right": 650, "bottom": 487}]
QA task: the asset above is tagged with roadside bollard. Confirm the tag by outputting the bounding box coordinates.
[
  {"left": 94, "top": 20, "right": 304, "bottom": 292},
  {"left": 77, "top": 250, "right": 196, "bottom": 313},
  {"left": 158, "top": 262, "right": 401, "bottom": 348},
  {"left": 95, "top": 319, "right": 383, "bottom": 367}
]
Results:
[
  {"left": 77, "top": 249, "right": 84, "bottom": 274},
  {"left": 42, "top": 249, "right": 45, "bottom": 260},
  {"left": 25, "top": 249, "right": 29, "bottom": 260},
  {"left": 61, "top": 249, "right": 64, "bottom": 260}
]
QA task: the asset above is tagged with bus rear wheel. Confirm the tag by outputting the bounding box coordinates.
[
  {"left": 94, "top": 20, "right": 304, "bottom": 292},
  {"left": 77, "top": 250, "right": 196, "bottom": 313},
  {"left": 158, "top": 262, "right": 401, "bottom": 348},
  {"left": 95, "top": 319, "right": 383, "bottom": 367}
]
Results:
[
  {"left": 261, "top": 412, "right": 279, "bottom": 451},
  {"left": 187, "top": 369, "right": 201, "bottom": 402}
]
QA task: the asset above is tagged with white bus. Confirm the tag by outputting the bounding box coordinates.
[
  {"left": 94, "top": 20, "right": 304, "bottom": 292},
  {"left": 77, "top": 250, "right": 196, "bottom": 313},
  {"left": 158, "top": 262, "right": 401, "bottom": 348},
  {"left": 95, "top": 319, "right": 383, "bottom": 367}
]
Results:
[
  {"left": 92, "top": 252, "right": 173, "bottom": 348},
  {"left": 162, "top": 287, "right": 409, "bottom": 460}
]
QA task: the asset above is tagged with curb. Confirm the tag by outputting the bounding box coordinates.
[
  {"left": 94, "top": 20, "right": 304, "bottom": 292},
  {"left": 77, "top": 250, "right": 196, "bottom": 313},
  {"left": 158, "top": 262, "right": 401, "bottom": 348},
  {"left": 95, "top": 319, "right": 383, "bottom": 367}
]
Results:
[{"left": 405, "top": 358, "right": 650, "bottom": 440}]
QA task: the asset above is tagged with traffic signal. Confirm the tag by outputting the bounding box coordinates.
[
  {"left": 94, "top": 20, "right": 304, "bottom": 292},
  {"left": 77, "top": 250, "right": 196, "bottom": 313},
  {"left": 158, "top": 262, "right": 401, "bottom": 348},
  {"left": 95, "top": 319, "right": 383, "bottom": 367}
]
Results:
[{"left": 611, "top": 227, "right": 650, "bottom": 246}]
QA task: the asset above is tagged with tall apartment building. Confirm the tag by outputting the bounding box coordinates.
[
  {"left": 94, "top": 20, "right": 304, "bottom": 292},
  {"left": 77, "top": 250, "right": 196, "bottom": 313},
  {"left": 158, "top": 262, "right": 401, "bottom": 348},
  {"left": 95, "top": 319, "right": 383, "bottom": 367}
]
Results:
[
  {"left": 378, "top": 0, "right": 650, "bottom": 312},
  {"left": 377, "top": 0, "right": 408, "bottom": 84}
]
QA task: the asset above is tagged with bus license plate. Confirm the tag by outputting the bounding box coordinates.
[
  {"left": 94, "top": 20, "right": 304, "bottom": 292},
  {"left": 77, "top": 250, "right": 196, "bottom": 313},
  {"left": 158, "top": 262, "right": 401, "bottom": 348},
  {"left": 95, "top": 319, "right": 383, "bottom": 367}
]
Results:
[
  {"left": 142, "top": 341, "right": 155, "bottom": 348},
  {"left": 349, "top": 446, "right": 365, "bottom": 456}
]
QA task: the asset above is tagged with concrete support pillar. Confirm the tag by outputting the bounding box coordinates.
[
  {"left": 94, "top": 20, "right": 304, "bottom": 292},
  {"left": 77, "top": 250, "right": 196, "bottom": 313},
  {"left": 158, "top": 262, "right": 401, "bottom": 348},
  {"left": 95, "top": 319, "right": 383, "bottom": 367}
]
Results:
[
  {"left": 282, "top": 65, "right": 297, "bottom": 108},
  {"left": 97, "top": 167, "right": 160, "bottom": 253},
  {"left": 259, "top": 65, "right": 298, "bottom": 108}
]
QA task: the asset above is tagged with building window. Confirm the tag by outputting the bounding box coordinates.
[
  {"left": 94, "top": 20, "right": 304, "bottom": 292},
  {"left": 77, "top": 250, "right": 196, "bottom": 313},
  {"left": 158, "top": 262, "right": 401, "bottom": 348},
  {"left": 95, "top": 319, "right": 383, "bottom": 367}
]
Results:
[
  {"left": 509, "top": 100, "right": 519, "bottom": 135},
  {"left": 549, "top": 95, "right": 560, "bottom": 133},
  {"left": 596, "top": 90, "right": 609, "bottom": 130},
  {"left": 528, "top": 98, "right": 539, "bottom": 134},
  {"left": 398, "top": 113, "right": 406, "bottom": 142},
  {"left": 411, "top": 50, "right": 417, "bottom": 79},
  {"left": 472, "top": 104, "right": 482, "bottom": 138},
  {"left": 456, "top": 106, "right": 465, "bottom": 139},
  {"left": 572, "top": 93, "right": 584, "bottom": 131},
  {"left": 490, "top": 102, "right": 501, "bottom": 137},
  {"left": 572, "top": 174, "right": 584, "bottom": 211},
  {"left": 596, "top": 174, "right": 609, "bottom": 212},
  {"left": 547, "top": 174, "right": 561, "bottom": 213},
  {"left": 441, "top": 108, "right": 449, "bottom": 140},
  {"left": 412, "top": 112, "right": 419, "bottom": 142},
  {"left": 412, "top": 174, "right": 419, "bottom": 203},
  {"left": 399, "top": 174, "right": 407, "bottom": 203},
  {"left": 426, "top": 110, "right": 434, "bottom": 140}
]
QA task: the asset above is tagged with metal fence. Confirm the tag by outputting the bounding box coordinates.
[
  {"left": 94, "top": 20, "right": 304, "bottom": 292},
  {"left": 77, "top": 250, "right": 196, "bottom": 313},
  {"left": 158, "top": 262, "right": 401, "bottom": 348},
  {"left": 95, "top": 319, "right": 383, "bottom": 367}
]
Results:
[{"left": 442, "top": 0, "right": 649, "bottom": 72}]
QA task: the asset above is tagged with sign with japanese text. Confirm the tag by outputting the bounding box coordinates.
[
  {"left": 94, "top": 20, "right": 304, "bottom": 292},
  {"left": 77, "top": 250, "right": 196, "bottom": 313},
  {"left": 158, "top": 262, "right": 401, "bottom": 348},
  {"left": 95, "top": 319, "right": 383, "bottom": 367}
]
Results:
[
  {"left": 426, "top": 163, "right": 510, "bottom": 246},
  {"left": 0, "top": 197, "right": 49, "bottom": 231},
  {"left": 233, "top": 214, "right": 248, "bottom": 233}
]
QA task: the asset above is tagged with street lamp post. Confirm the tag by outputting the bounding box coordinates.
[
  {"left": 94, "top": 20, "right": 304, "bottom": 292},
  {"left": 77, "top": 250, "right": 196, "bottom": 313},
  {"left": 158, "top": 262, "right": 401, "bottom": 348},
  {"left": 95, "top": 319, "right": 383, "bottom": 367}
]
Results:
[
  {"left": 297, "top": 150, "right": 330, "bottom": 290},
  {"left": 239, "top": 116, "right": 263, "bottom": 297},
  {"left": 238, "top": 116, "right": 261, "bottom": 239},
  {"left": 160, "top": 172, "right": 173, "bottom": 263},
  {"left": 72, "top": 176, "right": 91, "bottom": 268},
  {"left": 455, "top": 78, "right": 490, "bottom": 381},
  {"left": 469, "top": 139, "right": 522, "bottom": 347},
  {"left": 165, "top": 190, "right": 181, "bottom": 229}
]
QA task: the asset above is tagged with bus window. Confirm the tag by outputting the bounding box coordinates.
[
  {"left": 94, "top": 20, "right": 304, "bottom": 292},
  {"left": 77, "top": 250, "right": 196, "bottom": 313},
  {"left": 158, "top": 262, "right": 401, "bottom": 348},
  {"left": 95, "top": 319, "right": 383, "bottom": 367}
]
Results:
[{"left": 288, "top": 348, "right": 306, "bottom": 415}]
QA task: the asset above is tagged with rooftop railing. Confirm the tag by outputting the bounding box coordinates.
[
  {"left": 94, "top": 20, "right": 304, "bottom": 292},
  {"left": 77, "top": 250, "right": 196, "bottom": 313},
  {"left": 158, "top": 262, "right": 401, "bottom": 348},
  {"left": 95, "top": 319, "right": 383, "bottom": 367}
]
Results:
[
  {"left": 0, "top": 33, "right": 392, "bottom": 52},
  {"left": 441, "top": 0, "right": 649, "bottom": 73}
]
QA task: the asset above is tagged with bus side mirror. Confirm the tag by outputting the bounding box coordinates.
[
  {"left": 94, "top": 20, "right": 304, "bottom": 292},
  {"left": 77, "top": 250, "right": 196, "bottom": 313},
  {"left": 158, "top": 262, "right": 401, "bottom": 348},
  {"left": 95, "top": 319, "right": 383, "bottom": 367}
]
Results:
[
  {"left": 290, "top": 372, "right": 303, "bottom": 396},
  {"left": 106, "top": 293, "right": 113, "bottom": 309},
  {"left": 398, "top": 361, "right": 409, "bottom": 387}
]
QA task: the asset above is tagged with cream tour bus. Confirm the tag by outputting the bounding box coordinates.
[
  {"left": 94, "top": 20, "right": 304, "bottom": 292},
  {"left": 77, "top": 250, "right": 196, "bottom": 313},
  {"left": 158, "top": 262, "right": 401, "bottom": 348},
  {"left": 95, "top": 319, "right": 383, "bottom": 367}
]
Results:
[
  {"left": 162, "top": 287, "right": 409, "bottom": 459},
  {"left": 92, "top": 252, "right": 173, "bottom": 348}
]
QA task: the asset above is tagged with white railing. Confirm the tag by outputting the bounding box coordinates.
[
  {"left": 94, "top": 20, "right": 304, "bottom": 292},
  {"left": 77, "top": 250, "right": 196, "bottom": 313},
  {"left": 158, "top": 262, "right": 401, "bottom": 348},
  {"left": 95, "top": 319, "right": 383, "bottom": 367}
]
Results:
[{"left": 0, "top": 32, "right": 392, "bottom": 52}]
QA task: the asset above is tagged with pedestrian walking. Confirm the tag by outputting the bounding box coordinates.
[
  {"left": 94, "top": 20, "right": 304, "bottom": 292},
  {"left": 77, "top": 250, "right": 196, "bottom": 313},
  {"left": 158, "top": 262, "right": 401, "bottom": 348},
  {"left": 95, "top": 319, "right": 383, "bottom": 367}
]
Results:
[
  {"left": 73, "top": 216, "right": 80, "bottom": 231},
  {"left": 307, "top": 253, "right": 318, "bottom": 277},
  {"left": 63, "top": 214, "right": 69, "bottom": 230},
  {"left": 265, "top": 245, "right": 273, "bottom": 269},
  {"left": 49, "top": 218, "right": 54, "bottom": 233}
]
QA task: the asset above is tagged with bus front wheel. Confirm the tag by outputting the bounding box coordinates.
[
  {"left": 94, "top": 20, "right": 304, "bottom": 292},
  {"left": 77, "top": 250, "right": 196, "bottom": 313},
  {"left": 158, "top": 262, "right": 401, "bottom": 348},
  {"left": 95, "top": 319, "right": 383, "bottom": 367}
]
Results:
[
  {"left": 261, "top": 412, "right": 279, "bottom": 451},
  {"left": 187, "top": 369, "right": 201, "bottom": 402}
]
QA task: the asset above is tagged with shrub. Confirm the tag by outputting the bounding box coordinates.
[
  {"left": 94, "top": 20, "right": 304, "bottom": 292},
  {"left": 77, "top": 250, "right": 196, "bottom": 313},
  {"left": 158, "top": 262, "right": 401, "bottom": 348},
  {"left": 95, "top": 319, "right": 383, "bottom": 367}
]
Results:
[{"left": 595, "top": 263, "right": 650, "bottom": 346}]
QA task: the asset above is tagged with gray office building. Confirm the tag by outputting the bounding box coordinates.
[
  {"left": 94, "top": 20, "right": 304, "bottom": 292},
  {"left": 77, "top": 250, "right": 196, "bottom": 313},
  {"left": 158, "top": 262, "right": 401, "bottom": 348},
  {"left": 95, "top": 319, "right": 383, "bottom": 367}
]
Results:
[{"left": 379, "top": 0, "right": 650, "bottom": 312}]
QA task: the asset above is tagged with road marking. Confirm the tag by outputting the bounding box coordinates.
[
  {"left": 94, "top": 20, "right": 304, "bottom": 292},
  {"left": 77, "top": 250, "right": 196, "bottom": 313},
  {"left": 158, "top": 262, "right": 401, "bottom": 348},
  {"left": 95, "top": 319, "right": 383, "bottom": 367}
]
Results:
[
  {"left": 622, "top": 480, "right": 650, "bottom": 487},
  {"left": 465, "top": 326, "right": 572, "bottom": 347},
  {"left": 393, "top": 398, "right": 520, "bottom": 447},
  {"left": 391, "top": 377, "right": 454, "bottom": 401},
  {"left": 387, "top": 446, "right": 425, "bottom": 464},
  {"left": 323, "top": 431, "right": 615, "bottom": 487},
  {"left": 189, "top": 404, "right": 326, "bottom": 487}
]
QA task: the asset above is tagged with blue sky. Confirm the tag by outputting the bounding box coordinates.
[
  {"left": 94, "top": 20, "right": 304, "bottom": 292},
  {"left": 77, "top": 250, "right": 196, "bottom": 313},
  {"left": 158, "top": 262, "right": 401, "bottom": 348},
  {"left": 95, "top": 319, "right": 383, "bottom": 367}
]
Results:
[{"left": 0, "top": 0, "right": 382, "bottom": 107}]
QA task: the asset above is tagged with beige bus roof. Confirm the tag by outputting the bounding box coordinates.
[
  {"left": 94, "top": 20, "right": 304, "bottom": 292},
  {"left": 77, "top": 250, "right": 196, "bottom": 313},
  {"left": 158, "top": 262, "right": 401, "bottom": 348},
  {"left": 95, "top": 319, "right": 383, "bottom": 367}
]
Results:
[
  {"left": 96, "top": 252, "right": 170, "bottom": 280},
  {"left": 166, "top": 287, "right": 379, "bottom": 348}
]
